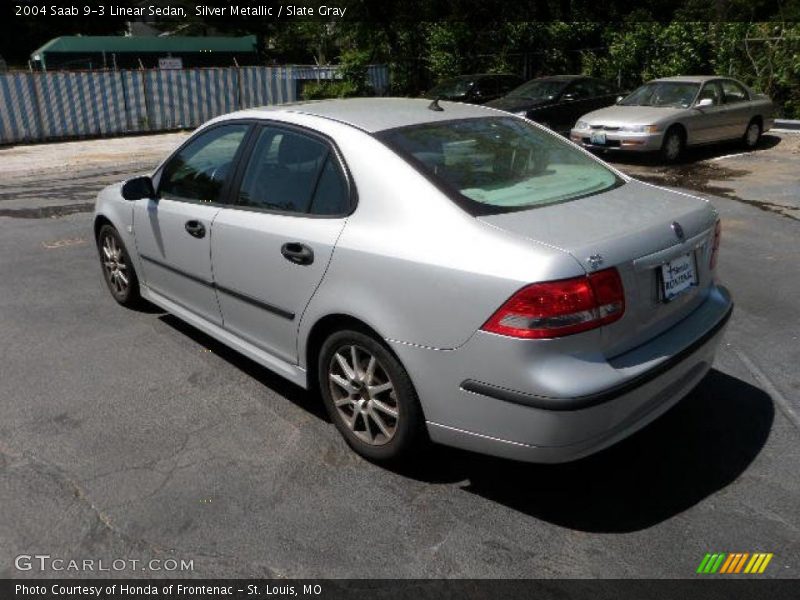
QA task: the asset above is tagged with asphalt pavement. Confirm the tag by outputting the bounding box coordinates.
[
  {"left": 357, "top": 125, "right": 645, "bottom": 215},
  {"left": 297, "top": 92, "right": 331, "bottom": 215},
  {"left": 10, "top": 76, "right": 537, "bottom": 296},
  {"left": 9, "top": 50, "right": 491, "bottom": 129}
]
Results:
[{"left": 0, "top": 131, "right": 798, "bottom": 579}]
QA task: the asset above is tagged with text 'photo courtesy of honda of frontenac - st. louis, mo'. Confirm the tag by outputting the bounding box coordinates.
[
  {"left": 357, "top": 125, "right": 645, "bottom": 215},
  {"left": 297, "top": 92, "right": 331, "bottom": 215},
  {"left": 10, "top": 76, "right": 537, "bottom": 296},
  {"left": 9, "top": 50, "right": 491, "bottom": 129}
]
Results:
[{"left": 94, "top": 98, "right": 732, "bottom": 464}]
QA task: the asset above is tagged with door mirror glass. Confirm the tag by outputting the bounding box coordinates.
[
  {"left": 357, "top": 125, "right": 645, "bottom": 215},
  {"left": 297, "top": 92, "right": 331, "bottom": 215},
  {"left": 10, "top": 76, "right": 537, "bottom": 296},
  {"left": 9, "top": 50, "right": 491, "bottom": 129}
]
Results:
[
  {"left": 121, "top": 176, "right": 156, "bottom": 201},
  {"left": 695, "top": 97, "right": 714, "bottom": 108}
]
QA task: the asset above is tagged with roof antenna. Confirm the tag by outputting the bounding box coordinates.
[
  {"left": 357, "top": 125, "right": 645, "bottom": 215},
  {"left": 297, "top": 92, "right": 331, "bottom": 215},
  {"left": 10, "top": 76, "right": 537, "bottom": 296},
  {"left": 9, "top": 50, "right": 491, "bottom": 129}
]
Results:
[{"left": 428, "top": 97, "right": 444, "bottom": 112}]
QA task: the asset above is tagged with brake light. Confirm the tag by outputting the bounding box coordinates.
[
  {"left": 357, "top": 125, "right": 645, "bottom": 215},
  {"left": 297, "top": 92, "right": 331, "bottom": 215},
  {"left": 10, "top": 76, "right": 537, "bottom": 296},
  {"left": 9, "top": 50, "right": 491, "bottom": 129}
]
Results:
[
  {"left": 482, "top": 268, "right": 625, "bottom": 339},
  {"left": 709, "top": 220, "right": 721, "bottom": 270}
]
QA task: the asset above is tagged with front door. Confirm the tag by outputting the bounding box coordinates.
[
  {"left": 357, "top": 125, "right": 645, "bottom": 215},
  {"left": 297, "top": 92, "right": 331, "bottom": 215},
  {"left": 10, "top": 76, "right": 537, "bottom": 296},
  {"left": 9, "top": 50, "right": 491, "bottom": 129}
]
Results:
[
  {"left": 133, "top": 123, "right": 250, "bottom": 324},
  {"left": 211, "top": 125, "right": 352, "bottom": 363},
  {"left": 690, "top": 81, "right": 728, "bottom": 144}
]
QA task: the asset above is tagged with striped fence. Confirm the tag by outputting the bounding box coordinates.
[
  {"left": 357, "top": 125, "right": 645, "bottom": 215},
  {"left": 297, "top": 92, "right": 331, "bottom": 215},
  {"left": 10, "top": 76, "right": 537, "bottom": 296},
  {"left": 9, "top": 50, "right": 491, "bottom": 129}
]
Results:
[{"left": 0, "top": 64, "right": 389, "bottom": 145}]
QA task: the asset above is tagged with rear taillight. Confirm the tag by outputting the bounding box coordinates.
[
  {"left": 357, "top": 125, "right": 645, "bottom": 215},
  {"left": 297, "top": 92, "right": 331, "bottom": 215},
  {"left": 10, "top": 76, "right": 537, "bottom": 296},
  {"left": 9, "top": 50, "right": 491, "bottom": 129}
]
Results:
[
  {"left": 481, "top": 268, "right": 625, "bottom": 339},
  {"left": 709, "top": 219, "right": 721, "bottom": 270}
]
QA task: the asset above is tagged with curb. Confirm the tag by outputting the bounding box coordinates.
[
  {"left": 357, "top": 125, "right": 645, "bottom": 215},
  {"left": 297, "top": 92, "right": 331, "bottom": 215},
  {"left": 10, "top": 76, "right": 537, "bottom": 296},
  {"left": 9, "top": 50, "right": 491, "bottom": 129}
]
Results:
[{"left": 775, "top": 119, "right": 800, "bottom": 131}]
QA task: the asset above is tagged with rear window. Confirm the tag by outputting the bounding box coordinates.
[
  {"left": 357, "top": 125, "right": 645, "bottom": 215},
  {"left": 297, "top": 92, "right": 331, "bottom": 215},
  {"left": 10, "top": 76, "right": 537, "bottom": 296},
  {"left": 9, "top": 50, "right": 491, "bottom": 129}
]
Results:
[{"left": 380, "top": 117, "right": 622, "bottom": 215}]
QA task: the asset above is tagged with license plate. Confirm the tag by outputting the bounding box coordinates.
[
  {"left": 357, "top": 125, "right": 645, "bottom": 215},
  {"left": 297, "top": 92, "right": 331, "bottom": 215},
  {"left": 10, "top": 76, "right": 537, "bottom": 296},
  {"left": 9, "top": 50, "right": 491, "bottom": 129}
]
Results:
[
  {"left": 661, "top": 253, "right": 698, "bottom": 302},
  {"left": 590, "top": 132, "right": 607, "bottom": 145}
]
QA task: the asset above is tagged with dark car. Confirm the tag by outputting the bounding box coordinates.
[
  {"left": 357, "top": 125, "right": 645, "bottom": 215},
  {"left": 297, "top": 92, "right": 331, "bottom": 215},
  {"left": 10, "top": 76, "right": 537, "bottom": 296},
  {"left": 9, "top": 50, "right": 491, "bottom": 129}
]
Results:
[
  {"left": 487, "top": 75, "right": 620, "bottom": 135},
  {"left": 424, "top": 73, "right": 524, "bottom": 105}
]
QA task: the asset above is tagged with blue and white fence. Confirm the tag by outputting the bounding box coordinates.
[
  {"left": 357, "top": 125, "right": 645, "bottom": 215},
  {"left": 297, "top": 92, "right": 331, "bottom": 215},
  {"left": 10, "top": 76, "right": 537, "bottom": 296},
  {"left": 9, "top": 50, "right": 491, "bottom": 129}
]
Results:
[{"left": 0, "top": 64, "right": 389, "bottom": 145}]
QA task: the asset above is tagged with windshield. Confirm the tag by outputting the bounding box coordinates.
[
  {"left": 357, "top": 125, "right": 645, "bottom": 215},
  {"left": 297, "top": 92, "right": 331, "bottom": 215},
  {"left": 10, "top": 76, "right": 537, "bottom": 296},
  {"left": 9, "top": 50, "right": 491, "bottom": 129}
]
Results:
[
  {"left": 507, "top": 79, "right": 567, "bottom": 100},
  {"left": 428, "top": 77, "right": 474, "bottom": 98},
  {"left": 380, "top": 117, "right": 622, "bottom": 215},
  {"left": 620, "top": 82, "right": 700, "bottom": 108}
]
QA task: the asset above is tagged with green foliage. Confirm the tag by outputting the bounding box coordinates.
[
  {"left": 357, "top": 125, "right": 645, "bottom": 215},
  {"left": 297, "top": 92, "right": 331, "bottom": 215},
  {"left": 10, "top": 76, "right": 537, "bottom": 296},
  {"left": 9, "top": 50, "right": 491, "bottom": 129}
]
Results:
[
  {"left": 338, "top": 47, "right": 373, "bottom": 95},
  {"left": 301, "top": 80, "right": 360, "bottom": 100}
]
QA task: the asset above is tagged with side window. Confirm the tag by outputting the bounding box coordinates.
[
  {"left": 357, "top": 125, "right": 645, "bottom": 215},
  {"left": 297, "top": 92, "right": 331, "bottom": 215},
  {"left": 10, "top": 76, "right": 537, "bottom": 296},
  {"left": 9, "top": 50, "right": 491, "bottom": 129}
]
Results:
[
  {"left": 159, "top": 124, "right": 248, "bottom": 203},
  {"left": 498, "top": 76, "right": 517, "bottom": 94},
  {"left": 565, "top": 80, "right": 590, "bottom": 99},
  {"left": 310, "top": 157, "right": 350, "bottom": 215},
  {"left": 697, "top": 82, "right": 722, "bottom": 106},
  {"left": 237, "top": 126, "right": 348, "bottom": 215},
  {"left": 721, "top": 80, "right": 749, "bottom": 104},
  {"left": 593, "top": 79, "right": 614, "bottom": 95}
]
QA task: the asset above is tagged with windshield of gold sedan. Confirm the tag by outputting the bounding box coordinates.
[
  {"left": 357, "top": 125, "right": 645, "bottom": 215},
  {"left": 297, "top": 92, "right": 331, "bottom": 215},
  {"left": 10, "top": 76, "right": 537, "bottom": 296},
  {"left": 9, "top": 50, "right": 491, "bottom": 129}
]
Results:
[
  {"left": 620, "top": 82, "right": 700, "bottom": 108},
  {"left": 380, "top": 117, "right": 622, "bottom": 215}
]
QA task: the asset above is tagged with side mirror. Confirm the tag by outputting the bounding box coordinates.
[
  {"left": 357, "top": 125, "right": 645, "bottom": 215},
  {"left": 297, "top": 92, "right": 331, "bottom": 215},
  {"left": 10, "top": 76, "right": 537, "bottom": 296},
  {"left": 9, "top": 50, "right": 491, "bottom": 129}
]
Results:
[
  {"left": 121, "top": 176, "right": 156, "bottom": 201},
  {"left": 695, "top": 98, "right": 714, "bottom": 109}
]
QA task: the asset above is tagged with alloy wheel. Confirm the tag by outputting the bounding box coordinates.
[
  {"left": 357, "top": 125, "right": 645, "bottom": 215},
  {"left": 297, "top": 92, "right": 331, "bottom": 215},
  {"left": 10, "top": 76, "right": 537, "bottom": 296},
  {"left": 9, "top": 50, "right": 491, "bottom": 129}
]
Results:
[
  {"left": 746, "top": 123, "right": 760, "bottom": 147},
  {"left": 101, "top": 233, "right": 129, "bottom": 296},
  {"left": 328, "top": 344, "right": 399, "bottom": 446},
  {"left": 664, "top": 133, "right": 681, "bottom": 161}
]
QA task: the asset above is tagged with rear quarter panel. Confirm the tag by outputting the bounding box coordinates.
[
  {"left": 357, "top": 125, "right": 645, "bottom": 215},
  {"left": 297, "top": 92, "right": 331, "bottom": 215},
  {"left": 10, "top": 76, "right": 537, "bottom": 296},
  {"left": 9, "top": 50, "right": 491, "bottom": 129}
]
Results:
[{"left": 285, "top": 117, "right": 586, "bottom": 361}]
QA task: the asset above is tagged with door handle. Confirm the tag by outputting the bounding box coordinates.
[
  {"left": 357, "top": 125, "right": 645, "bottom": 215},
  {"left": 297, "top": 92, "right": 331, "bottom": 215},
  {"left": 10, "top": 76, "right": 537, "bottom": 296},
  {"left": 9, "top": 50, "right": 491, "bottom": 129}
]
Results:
[
  {"left": 184, "top": 220, "right": 206, "bottom": 239},
  {"left": 281, "top": 242, "right": 314, "bottom": 266}
]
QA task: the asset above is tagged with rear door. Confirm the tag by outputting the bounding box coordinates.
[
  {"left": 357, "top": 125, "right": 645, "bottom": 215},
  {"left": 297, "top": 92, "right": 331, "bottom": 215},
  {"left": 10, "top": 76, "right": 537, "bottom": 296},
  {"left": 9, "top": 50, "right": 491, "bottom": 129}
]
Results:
[
  {"left": 211, "top": 124, "right": 352, "bottom": 363},
  {"left": 133, "top": 122, "right": 251, "bottom": 324},
  {"left": 555, "top": 79, "right": 597, "bottom": 133},
  {"left": 720, "top": 79, "right": 751, "bottom": 139},
  {"left": 587, "top": 78, "right": 619, "bottom": 112}
]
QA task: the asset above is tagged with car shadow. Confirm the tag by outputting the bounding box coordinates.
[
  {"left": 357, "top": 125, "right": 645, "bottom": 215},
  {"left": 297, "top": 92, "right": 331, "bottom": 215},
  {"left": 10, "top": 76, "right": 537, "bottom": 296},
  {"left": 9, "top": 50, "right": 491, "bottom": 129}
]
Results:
[
  {"left": 395, "top": 369, "right": 774, "bottom": 533},
  {"left": 157, "top": 313, "right": 329, "bottom": 421},
  {"left": 602, "top": 134, "right": 782, "bottom": 167},
  {"left": 151, "top": 314, "right": 773, "bottom": 532}
]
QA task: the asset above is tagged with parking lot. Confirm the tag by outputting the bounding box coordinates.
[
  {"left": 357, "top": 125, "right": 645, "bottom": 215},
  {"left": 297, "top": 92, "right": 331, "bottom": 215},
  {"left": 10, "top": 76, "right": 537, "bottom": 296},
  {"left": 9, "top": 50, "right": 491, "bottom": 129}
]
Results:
[{"left": 0, "top": 130, "right": 798, "bottom": 578}]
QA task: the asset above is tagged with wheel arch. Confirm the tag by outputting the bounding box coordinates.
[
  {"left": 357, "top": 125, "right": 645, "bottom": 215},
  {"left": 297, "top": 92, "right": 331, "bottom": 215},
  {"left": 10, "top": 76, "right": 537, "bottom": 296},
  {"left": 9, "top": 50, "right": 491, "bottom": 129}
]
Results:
[
  {"left": 666, "top": 122, "right": 688, "bottom": 142},
  {"left": 93, "top": 214, "right": 114, "bottom": 241},
  {"left": 303, "top": 313, "right": 397, "bottom": 393}
]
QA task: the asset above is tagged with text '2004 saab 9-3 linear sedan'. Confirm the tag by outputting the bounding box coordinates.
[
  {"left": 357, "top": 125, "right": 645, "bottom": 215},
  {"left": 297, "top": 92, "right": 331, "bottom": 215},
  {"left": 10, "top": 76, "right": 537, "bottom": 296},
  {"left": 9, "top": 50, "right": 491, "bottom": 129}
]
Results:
[{"left": 94, "top": 98, "right": 732, "bottom": 464}]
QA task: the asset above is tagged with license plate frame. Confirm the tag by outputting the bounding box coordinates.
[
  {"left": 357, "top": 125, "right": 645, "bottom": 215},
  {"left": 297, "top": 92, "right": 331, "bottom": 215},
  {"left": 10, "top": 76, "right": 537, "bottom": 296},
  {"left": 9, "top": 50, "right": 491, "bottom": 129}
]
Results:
[
  {"left": 590, "top": 131, "right": 607, "bottom": 145},
  {"left": 660, "top": 253, "right": 698, "bottom": 302}
]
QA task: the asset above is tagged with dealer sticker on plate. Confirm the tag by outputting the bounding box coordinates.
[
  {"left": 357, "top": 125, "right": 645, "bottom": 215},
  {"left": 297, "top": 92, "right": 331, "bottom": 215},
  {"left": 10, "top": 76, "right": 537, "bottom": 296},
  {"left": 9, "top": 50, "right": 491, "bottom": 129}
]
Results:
[{"left": 661, "top": 253, "right": 697, "bottom": 302}]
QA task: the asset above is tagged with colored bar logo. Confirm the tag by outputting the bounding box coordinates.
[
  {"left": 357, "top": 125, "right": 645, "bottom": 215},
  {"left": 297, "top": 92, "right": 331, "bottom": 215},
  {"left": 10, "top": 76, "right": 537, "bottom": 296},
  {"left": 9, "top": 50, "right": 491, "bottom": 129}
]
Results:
[{"left": 697, "top": 552, "right": 774, "bottom": 574}]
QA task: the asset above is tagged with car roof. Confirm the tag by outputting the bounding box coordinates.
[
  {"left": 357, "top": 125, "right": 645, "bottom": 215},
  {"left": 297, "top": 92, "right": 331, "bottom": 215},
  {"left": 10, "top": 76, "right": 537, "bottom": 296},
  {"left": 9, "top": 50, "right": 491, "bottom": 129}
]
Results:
[
  {"left": 235, "top": 98, "right": 500, "bottom": 134},
  {"left": 440, "top": 73, "right": 514, "bottom": 81},
  {"left": 649, "top": 75, "right": 726, "bottom": 83},
  {"left": 530, "top": 74, "right": 586, "bottom": 81}
]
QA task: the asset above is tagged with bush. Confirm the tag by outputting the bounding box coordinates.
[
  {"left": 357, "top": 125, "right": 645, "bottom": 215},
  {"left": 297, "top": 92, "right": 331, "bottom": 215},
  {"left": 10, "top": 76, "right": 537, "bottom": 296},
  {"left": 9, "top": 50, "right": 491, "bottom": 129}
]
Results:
[{"left": 301, "top": 80, "right": 361, "bottom": 100}]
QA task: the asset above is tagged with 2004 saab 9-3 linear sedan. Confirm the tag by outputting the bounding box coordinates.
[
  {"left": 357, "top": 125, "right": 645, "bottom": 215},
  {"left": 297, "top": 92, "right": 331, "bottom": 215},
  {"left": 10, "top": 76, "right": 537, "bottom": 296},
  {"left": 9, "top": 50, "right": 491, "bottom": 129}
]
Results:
[{"left": 94, "top": 98, "right": 732, "bottom": 464}]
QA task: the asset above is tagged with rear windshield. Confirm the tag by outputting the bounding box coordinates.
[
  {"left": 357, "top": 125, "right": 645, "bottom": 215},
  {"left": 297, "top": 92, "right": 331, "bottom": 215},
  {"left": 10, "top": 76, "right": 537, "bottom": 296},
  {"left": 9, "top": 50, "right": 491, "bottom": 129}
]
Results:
[
  {"left": 428, "top": 77, "right": 474, "bottom": 98},
  {"left": 380, "top": 117, "right": 622, "bottom": 215},
  {"left": 507, "top": 79, "right": 567, "bottom": 100}
]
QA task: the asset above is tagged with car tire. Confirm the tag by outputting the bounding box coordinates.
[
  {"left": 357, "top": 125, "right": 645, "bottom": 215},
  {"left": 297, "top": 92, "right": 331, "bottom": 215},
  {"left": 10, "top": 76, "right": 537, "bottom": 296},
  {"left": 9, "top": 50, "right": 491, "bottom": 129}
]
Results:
[
  {"left": 742, "top": 119, "right": 762, "bottom": 149},
  {"left": 660, "top": 127, "right": 684, "bottom": 163},
  {"left": 97, "top": 224, "right": 142, "bottom": 308},
  {"left": 318, "top": 329, "right": 427, "bottom": 463}
]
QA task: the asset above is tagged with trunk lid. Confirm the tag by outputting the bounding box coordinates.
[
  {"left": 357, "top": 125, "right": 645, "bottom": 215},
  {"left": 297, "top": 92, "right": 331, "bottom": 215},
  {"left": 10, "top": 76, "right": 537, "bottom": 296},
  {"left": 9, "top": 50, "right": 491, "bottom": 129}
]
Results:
[{"left": 479, "top": 179, "right": 718, "bottom": 356}]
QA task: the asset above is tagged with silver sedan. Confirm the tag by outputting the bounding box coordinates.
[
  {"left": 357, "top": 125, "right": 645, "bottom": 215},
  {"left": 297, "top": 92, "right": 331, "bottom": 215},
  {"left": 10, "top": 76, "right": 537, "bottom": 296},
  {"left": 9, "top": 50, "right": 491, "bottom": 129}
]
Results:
[
  {"left": 570, "top": 76, "right": 774, "bottom": 162},
  {"left": 94, "top": 98, "right": 732, "bottom": 464}
]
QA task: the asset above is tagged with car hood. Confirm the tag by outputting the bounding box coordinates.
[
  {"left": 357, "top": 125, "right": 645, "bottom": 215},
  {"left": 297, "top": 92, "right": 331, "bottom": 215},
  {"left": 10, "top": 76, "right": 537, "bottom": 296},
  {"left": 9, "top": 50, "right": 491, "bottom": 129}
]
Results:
[
  {"left": 486, "top": 97, "right": 551, "bottom": 112},
  {"left": 478, "top": 179, "right": 714, "bottom": 272},
  {"left": 580, "top": 105, "right": 682, "bottom": 126}
]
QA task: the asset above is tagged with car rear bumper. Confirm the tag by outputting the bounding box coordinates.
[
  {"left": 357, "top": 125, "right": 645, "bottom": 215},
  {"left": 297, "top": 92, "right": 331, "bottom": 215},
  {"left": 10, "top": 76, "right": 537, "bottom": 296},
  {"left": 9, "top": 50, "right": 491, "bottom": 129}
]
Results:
[
  {"left": 569, "top": 129, "right": 664, "bottom": 153},
  {"left": 392, "top": 284, "right": 733, "bottom": 463}
]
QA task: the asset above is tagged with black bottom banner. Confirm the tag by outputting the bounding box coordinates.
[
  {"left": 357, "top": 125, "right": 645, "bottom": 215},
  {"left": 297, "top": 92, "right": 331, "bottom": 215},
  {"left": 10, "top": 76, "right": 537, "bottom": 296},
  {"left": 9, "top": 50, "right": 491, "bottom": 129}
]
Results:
[{"left": 3, "top": 579, "right": 800, "bottom": 600}]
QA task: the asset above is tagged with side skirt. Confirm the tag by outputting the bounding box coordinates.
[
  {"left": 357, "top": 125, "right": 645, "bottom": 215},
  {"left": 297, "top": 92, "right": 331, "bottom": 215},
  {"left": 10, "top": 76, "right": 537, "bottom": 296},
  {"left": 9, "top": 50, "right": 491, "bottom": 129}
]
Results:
[{"left": 141, "top": 285, "right": 309, "bottom": 389}]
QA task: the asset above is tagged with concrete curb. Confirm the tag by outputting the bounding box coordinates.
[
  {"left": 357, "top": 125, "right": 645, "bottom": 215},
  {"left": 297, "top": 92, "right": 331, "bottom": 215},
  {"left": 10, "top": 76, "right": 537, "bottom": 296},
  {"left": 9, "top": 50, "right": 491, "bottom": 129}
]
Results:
[{"left": 775, "top": 119, "right": 800, "bottom": 131}]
